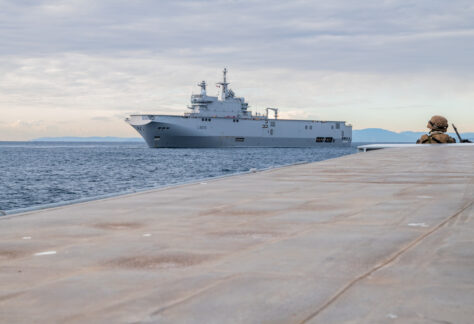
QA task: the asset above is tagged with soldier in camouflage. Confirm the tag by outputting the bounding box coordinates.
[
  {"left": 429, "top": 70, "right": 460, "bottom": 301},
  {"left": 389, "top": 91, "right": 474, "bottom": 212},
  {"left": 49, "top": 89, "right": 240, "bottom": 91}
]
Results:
[{"left": 416, "top": 115, "right": 456, "bottom": 144}]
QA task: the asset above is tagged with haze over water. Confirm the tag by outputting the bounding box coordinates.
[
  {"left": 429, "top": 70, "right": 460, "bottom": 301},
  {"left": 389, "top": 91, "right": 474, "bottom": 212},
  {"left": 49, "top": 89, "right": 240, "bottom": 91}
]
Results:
[{"left": 0, "top": 141, "right": 357, "bottom": 213}]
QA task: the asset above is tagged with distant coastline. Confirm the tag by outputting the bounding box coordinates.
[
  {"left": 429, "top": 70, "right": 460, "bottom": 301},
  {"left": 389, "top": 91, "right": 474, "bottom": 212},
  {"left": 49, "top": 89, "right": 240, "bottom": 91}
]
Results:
[
  {"left": 29, "top": 129, "right": 474, "bottom": 143},
  {"left": 352, "top": 128, "right": 473, "bottom": 143}
]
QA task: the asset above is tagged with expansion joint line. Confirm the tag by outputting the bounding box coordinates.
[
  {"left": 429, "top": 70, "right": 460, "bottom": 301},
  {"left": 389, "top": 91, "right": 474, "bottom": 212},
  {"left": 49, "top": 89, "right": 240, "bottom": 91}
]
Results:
[{"left": 299, "top": 199, "right": 474, "bottom": 324}]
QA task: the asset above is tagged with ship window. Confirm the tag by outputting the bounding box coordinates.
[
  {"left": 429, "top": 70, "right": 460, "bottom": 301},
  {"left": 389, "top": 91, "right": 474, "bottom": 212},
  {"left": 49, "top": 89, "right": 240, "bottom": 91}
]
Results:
[
  {"left": 270, "top": 121, "right": 275, "bottom": 127},
  {"left": 309, "top": 126, "right": 312, "bottom": 130},
  {"left": 316, "top": 137, "right": 324, "bottom": 142},
  {"left": 305, "top": 125, "right": 308, "bottom": 129},
  {"left": 336, "top": 123, "right": 340, "bottom": 129},
  {"left": 325, "top": 137, "right": 334, "bottom": 142},
  {"left": 331, "top": 125, "right": 334, "bottom": 129},
  {"left": 235, "top": 137, "right": 245, "bottom": 142},
  {"left": 154, "top": 136, "right": 160, "bottom": 141}
]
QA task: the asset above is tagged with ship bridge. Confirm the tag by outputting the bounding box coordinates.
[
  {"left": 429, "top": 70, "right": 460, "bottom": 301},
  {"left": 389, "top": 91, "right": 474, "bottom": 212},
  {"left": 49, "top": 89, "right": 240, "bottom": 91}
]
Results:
[{"left": 187, "top": 69, "right": 251, "bottom": 118}]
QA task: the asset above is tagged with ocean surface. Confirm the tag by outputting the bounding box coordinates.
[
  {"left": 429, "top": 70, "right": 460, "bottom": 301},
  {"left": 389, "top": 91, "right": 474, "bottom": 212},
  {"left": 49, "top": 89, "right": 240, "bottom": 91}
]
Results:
[{"left": 0, "top": 141, "right": 359, "bottom": 213}]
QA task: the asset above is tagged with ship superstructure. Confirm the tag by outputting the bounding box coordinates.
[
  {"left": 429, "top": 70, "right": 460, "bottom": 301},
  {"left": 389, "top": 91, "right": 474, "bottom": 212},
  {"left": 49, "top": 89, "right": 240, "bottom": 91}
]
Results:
[{"left": 126, "top": 69, "right": 352, "bottom": 148}]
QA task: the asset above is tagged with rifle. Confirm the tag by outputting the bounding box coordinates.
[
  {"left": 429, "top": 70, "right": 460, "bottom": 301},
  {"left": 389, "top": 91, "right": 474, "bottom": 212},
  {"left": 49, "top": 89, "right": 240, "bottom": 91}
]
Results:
[{"left": 452, "top": 124, "right": 472, "bottom": 143}]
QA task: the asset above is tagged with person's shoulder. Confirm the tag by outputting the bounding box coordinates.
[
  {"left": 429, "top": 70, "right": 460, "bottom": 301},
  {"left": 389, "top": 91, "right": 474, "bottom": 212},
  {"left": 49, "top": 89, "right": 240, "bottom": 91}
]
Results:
[
  {"left": 416, "top": 134, "right": 429, "bottom": 144},
  {"left": 447, "top": 135, "right": 457, "bottom": 143},
  {"left": 432, "top": 133, "right": 456, "bottom": 143}
]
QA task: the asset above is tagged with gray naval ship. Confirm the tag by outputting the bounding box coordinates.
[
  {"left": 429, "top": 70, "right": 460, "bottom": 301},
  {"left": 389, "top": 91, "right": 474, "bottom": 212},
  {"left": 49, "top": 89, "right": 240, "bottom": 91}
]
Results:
[{"left": 126, "top": 69, "right": 352, "bottom": 148}]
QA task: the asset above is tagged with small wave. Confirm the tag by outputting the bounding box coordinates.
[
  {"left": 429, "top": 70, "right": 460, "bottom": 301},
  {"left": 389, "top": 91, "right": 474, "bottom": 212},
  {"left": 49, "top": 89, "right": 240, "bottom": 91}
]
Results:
[{"left": 0, "top": 142, "right": 357, "bottom": 211}]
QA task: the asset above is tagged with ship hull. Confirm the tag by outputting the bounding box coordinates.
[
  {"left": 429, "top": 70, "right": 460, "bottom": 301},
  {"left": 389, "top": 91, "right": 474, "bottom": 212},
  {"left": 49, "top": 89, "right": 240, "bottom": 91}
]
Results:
[
  {"left": 136, "top": 134, "right": 349, "bottom": 148},
  {"left": 127, "top": 115, "right": 352, "bottom": 148}
]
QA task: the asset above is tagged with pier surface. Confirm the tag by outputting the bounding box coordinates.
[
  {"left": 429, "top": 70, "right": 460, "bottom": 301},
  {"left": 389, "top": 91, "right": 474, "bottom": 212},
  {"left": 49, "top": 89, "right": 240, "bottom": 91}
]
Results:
[{"left": 1, "top": 146, "right": 473, "bottom": 323}]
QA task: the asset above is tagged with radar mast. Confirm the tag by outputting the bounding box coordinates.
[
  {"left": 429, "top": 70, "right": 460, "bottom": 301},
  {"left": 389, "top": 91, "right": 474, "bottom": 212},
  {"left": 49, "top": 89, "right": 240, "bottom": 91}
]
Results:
[
  {"left": 198, "top": 80, "right": 207, "bottom": 95},
  {"left": 216, "top": 68, "right": 229, "bottom": 100}
]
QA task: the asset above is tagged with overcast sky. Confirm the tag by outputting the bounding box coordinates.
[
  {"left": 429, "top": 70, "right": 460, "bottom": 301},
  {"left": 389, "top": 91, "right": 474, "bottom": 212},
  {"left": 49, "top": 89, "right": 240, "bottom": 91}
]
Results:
[{"left": 1, "top": 0, "right": 473, "bottom": 140}]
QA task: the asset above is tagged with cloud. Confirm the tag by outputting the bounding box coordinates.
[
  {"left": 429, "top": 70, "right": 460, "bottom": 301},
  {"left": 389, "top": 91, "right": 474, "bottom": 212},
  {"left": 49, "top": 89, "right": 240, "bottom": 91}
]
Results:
[
  {"left": 90, "top": 116, "right": 112, "bottom": 121},
  {"left": 1, "top": 0, "right": 473, "bottom": 72},
  {"left": 4, "top": 119, "right": 46, "bottom": 129},
  {"left": 0, "top": 0, "right": 473, "bottom": 139}
]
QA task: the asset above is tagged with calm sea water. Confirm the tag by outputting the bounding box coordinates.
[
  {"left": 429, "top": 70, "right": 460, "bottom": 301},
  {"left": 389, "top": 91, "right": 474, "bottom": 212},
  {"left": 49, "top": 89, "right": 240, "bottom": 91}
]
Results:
[{"left": 0, "top": 141, "right": 359, "bottom": 213}]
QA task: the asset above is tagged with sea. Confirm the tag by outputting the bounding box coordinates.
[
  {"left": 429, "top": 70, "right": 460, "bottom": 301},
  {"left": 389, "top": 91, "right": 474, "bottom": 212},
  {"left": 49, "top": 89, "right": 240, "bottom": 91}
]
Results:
[{"left": 0, "top": 141, "right": 360, "bottom": 214}]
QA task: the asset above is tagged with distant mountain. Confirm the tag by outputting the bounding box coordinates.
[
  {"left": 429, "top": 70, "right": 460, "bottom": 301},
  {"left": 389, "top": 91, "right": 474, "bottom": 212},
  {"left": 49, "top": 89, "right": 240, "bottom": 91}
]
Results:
[
  {"left": 353, "top": 128, "right": 474, "bottom": 143},
  {"left": 32, "top": 136, "right": 144, "bottom": 142}
]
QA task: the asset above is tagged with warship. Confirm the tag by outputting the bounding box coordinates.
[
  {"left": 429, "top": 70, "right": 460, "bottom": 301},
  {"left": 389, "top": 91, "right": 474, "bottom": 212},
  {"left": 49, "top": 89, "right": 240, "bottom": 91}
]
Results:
[{"left": 126, "top": 69, "right": 352, "bottom": 148}]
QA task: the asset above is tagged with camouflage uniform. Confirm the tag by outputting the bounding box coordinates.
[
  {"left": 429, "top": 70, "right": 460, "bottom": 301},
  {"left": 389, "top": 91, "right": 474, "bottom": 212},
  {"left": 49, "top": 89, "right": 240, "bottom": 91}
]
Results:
[{"left": 416, "top": 115, "right": 456, "bottom": 144}]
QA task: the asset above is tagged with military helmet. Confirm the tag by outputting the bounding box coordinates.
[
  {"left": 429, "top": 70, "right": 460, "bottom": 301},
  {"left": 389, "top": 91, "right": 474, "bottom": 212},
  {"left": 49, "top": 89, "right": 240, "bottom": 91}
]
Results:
[{"left": 427, "top": 115, "right": 448, "bottom": 131}]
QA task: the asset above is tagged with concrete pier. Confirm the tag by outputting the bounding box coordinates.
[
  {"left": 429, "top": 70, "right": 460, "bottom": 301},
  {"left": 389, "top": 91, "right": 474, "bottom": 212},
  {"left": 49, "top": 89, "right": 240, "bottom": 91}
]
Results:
[{"left": 1, "top": 146, "right": 473, "bottom": 323}]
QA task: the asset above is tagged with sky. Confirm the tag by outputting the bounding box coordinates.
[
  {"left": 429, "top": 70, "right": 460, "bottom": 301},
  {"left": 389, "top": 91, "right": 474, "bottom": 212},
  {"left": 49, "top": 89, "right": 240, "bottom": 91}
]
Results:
[{"left": 1, "top": 0, "right": 473, "bottom": 140}]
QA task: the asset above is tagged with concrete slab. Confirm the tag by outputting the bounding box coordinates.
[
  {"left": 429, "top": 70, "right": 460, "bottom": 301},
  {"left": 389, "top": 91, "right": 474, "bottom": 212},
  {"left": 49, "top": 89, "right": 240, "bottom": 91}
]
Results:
[
  {"left": 357, "top": 143, "right": 474, "bottom": 152},
  {"left": 1, "top": 146, "right": 473, "bottom": 323}
]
